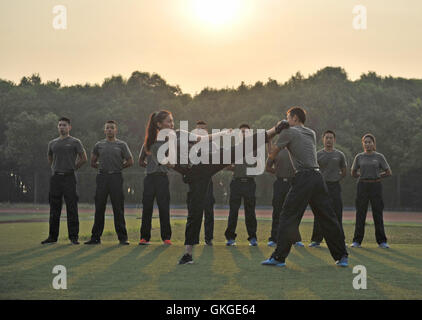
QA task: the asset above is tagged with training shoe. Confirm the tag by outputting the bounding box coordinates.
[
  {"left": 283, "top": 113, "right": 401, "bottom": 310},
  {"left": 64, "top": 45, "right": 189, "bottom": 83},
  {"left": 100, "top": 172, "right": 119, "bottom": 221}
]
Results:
[
  {"left": 84, "top": 239, "right": 101, "bottom": 245},
  {"left": 163, "top": 240, "right": 172, "bottom": 245},
  {"left": 267, "top": 241, "right": 277, "bottom": 247},
  {"left": 205, "top": 239, "right": 213, "bottom": 246},
  {"left": 226, "top": 239, "right": 236, "bottom": 246},
  {"left": 350, "top": 242, "right": 361, "bottom": 248},
  {"left": 261, "top": 257, "right": 286, "bottom": 267},
  {"left": 119, "top": 240, "right": 130, "bottom": 245},
  {"left": 178, "top": 253, "right": 194, "bottom": 265},
  {"left": 378, "top": 242, "right": 390, "bottom": 249},
  {"left": 335, "top": 256, "right": 349, "bottom": 267},
  {"left": 139, "top": 239, "right": 150, "bottom": 245},
  {"left": 309, "top": 241, "right": 321, "bottom": 248},
  {"left": 249, "top": 238, "right": 258, "bottom": 246},
  {"left": 294, "top": 241, "right": 305, "bottom": 247},
  {"left": 70, "top": 239, "right": 80, "bottom": 245},
  {"left": 41, "top": 238, "right": 57, "bottom": 245}
]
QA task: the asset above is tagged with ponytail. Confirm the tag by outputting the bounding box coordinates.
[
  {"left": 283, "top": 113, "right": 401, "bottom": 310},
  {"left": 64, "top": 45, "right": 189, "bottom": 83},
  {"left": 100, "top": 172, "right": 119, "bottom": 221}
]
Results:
[{"left": 144, "top": 110, "right": 172, "bottom": 152}]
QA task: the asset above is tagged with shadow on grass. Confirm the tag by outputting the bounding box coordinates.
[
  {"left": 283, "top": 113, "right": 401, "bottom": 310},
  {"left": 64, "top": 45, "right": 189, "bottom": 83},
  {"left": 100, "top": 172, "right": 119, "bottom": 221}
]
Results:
[
  {"left": 70, "top": 245, "right": 170, "bottom": 299},
  {"left": 157, "top": 245, "right": 229, "bottom": 300}
]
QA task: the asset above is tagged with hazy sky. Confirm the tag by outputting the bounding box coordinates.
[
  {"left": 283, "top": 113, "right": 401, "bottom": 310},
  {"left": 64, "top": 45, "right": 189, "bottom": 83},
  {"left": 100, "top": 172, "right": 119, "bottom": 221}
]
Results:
[{"left": 1, "top": 0, "right": 421, "bottom": 94}]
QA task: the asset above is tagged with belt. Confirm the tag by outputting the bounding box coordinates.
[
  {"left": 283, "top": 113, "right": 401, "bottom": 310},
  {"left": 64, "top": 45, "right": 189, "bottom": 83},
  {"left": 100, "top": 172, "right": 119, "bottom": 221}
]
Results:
[
  {"left": 295, "top": 168, "right": 320, "bottom": 174},
  {"left": 234, "top": 177, "right": 254, "bottom": 182},
  {"left": 360, "top": 179, "right": 381, "bottom": 183},
  {"left": 147, "top": 172, "right": 168, "bottom": 176},
  {"left": 99, "top": 170, "right": 121, "bottom": 175},
  {"left": 277, "top": 177, "right": 292, "bottom": 182},
  {"left": 54, "top": 171, "right": 74, "bottom": 176}
]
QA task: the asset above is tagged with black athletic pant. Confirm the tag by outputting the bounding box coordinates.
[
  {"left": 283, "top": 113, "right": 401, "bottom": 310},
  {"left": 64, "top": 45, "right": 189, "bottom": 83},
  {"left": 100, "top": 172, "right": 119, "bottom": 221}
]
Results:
[
  {"left": 352, "top": 181, "right": 387, "bottom": 244},
  {"left": 311, "top": 181, "right": 344, "bottom": 243},
  {"left": 178, "top": 131, "right": 266, "bottom": 246},
  {"left": 269, "top": 177, "right": 301, "bottom": 243},
  {"left": 225, "top": 178, "right": 257, "bottom": 241},
  {"left": 91, "top": 173, "right": 128, "bottom": 241},
  {"left": 48, "top": 172, "right": 79, "bottom": 241},
  {"left": 203, "top": 181, "right": 215, "bottom": 241},
  {"left": 140, "top": 173, "right": 171, "bottom": 241},
  {"left": 272, "top": 170, "right": 347, "bottom": 262}
]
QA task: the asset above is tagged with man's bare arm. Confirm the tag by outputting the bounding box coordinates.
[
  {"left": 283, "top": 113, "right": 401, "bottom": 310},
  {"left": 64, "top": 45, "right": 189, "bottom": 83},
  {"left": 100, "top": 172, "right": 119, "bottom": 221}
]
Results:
[
  {"left": 123, "top": 157, "right": 134, "bottom": 169},
  {"left": 340, "top": 167, "right": 347, "bottom": 180},
  {"left": 351, "top": 169, "right": 360, "bottom": 178},
  {"left": 48, "top": 155, "right": 53, "bottom": 166},
  {"left": 268, "top": 145, "right": 281, "bottom": 161},
  {"left": 380, "top": 169, "right": 392, "bottom": 178},
  {"left": 90, "top": 153, "right": 98, "bottom": 169}
]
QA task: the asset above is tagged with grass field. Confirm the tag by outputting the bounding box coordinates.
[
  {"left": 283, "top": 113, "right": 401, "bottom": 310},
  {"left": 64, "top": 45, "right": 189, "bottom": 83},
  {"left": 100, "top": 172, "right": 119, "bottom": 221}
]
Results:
[{"left": 0, "top": 211, "right": 421, "bottom": 300}]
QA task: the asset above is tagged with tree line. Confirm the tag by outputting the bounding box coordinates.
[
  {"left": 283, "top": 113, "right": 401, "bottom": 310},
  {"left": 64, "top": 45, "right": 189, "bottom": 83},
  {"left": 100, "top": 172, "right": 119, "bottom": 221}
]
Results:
[{"left": 1, "top": 67, "right": 421, "bottom": 209}]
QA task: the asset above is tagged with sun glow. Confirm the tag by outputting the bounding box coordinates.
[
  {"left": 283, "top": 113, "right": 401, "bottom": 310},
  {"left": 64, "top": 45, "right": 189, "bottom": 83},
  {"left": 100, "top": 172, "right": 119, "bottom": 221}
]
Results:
[{"left": 192, "top": 0, "right": 243, "bottom": 27}]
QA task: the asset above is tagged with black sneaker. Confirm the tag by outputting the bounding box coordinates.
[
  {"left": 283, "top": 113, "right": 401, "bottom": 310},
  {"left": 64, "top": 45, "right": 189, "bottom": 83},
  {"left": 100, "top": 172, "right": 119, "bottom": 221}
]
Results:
[
  {"left": 70, "top": 239, "right": 80, "bottom": 245},
  {"left": 119, "top": 240, "right": 130, "bottom": 245},
  {"left": 41, "top": 238, "right": 57, "bottom": 245},
  {"left": 178, "top": 253, "right": 194, "bottom": 265},
  {"left": 84, "top": 239, "right": 101, "bottom": 245},
  {"left": 205, "top": 239, "right": 213, "bottom": 246}
]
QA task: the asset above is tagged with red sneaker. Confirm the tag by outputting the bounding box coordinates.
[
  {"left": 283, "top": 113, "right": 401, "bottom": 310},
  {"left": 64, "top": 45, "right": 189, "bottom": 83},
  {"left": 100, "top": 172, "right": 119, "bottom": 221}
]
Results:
[
  {"left": 163, "top": 240, "right": 172, "bottom": 245},
  {"left": 139, "top": 239, "right": 150, "bottom": 245}
]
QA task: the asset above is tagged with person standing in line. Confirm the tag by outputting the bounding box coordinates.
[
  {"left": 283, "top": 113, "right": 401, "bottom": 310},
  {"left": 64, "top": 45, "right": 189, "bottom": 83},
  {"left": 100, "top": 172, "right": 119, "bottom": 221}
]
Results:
[
  {"left": 350, "top": 133, "right": 392, "bottom": 249},
  {"left": 261, "top": 107, "right": 348, "bottom": 268},
  {"left": 309, "top": 130, "right": 347, "bottom": 248},
  {"left": 192, "top": 120, "right": 216, "bottom": 246},
  {"left": 138, "top": 111, "right": 173, "bottom": 245},
  {"left": 84, "top": 120, "right": 133, "bottom": 245},
  {"left": 42, "top": 117, "right": 87, "bottom": 245},
  {"left": 266, "top": 142, "right": 304, "bottom": 248},
  {"left": 224, "top": 124, "right": 260, "bottom": 247}
]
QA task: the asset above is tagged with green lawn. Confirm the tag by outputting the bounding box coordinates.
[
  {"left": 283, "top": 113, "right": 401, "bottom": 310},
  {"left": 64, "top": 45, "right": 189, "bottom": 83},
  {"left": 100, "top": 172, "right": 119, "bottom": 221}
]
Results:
[{"left": 0, "top": 215, "right": 421, "bottom": 300}]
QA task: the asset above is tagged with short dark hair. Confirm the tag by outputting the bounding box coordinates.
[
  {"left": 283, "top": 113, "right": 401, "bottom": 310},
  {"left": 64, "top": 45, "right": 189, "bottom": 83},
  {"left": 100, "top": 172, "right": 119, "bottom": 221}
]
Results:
[
  {"left": 105, "top": 120, "right": 117, "bottom": 126},
  {"left": 323, "top": 130, "right": 336, "bottom": 138},
  {"left": 287, "top": 107, "right": 306, "bottom": 124},
  {"left": 239, "top": 123, "right": 250, "bottom": 129},
  {"left": 196, "top": 120, "right": 207, "bottom": 125},
  {"left": 58, "top": 117, "right": 71, "bottom": 124}
]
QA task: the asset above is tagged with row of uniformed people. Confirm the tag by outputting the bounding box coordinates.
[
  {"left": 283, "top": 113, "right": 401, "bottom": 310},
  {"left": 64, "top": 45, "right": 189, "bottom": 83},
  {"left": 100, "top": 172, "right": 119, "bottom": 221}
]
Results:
[{"left": 42, "top": 115, "right": 392, "bottom": 252}]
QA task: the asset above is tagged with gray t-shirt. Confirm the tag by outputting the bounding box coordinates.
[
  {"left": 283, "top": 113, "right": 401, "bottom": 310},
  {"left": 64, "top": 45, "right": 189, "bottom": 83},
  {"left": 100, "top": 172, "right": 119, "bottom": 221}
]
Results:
[
  {"left": 48, "top": 136, "right": 85, "bottom": 173},
  {"left": 276, "top": 126, "right": 319, "bottom": 171},
  {"left": 92, "top": 139, "right": 132, "bottom": 173},
  {"left": 267, "top": 148, "right": 295, "bottom": 178},
  {"left": 140, "top": 142, "right": 169, "bottom": 174},
  {"left": 317, "top": 149, "right": 347, "bottom": 182},
  {"left": 351, "top": 152, "right": 390, "bottom": 180}
]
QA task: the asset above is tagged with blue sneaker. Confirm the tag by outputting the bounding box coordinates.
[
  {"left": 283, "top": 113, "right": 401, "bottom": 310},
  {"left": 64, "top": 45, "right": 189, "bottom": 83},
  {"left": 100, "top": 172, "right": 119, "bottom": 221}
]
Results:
[
  {"left": 309, "top": 241, "right": 321, "bottom": 248},
  {"left": 249, "top": 238, "right": 258, "bottom": 246},
  {"left": 267, "top": 241, "right": 277, "bottom": 247},
  {"left": 294, "top": 241, "right": 304, "bottom": 247},
  {"left": 226, "top": 239, "right": 236, "bottom": 246},
  {"left": 261, "top": 257, "right": 286, "bottom": 267},
  {"left": 335, "top": 256, "right": 349, "bottom": 267},
  {"left": 350, "top": 242, "right": 361, "bottom": 248},
  {"left": 378, "top": 242, "right": 390, "bottom": 249}
]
